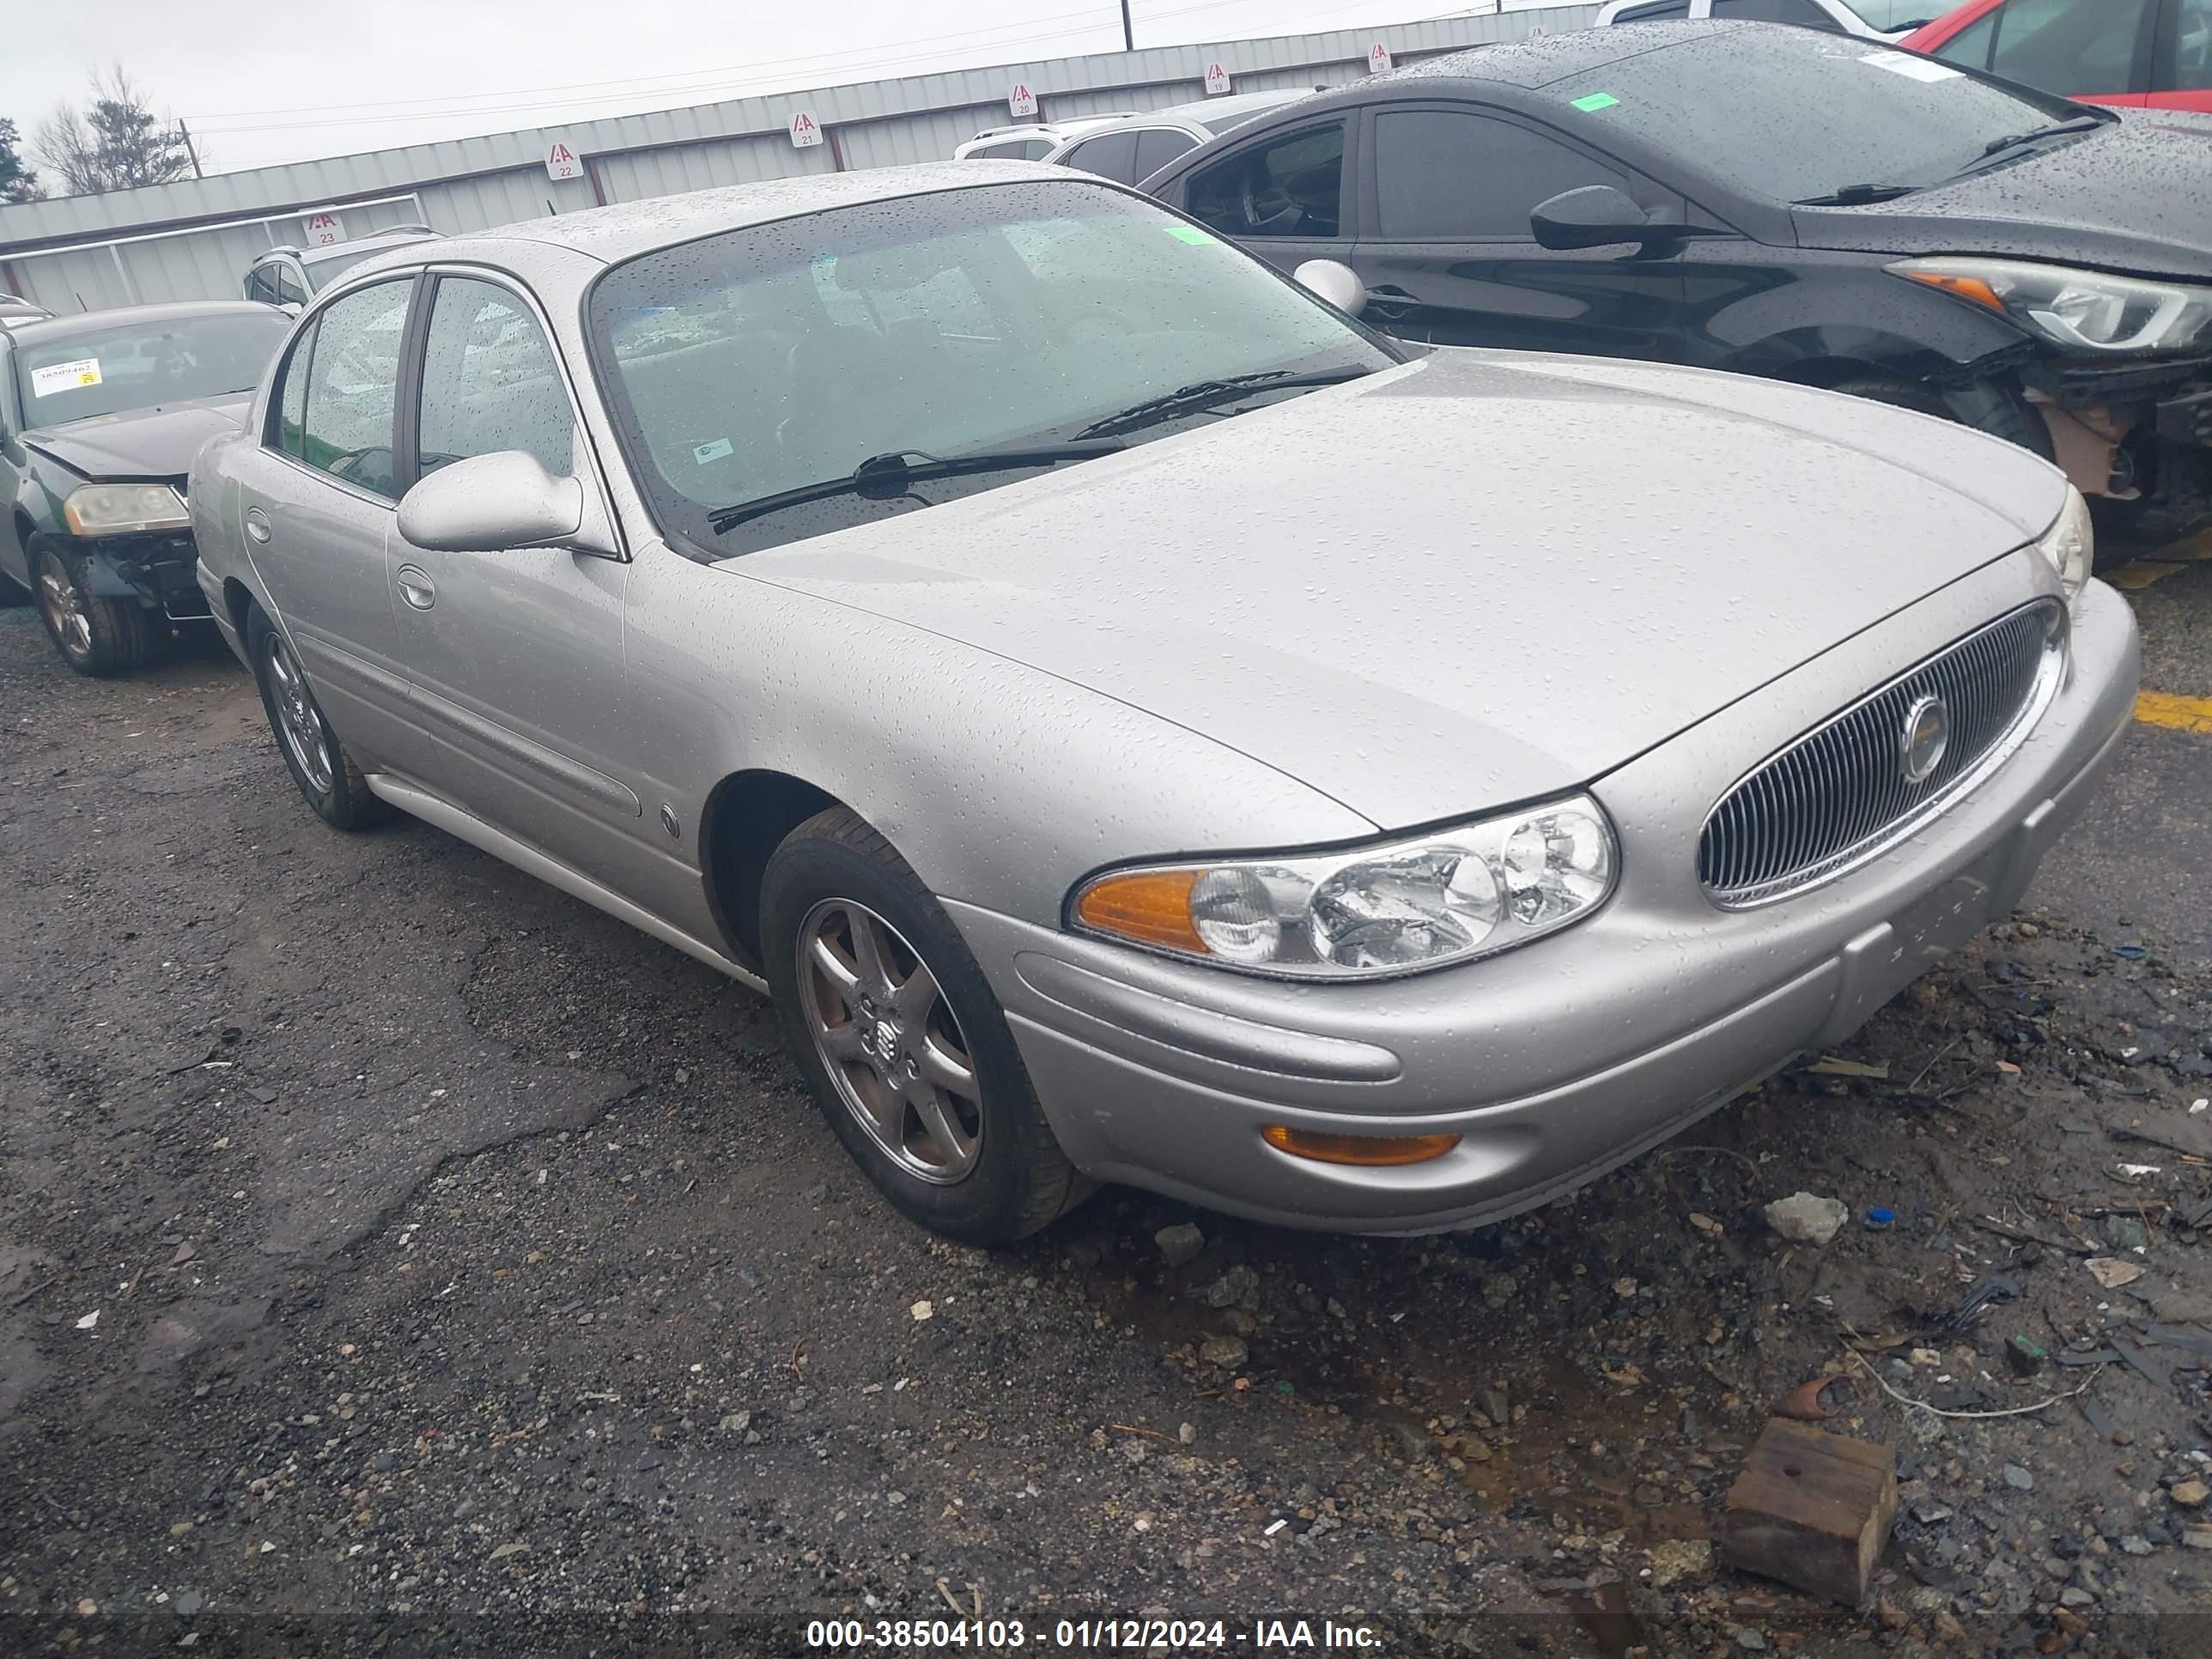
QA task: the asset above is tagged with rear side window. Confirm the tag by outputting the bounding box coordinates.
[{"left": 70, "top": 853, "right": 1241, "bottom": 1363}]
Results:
[
  {"left": 2165, "top": 0, "right": 2211, "bottom": 90},
  {"left": 1187, "top": 123, "right": 1346, "bottom": 237},
  {"left": 1930, "top": 9, "right": 2000, "bottom": 70},
  {"left": 297, "top": 280, "right": 413, "bottom": 500},
  {"left": 246, "top": 264, "right": 281, "bottom": 306},
  {"left": 1612, "top": 1, "right": 1691, "bottom": 17},
  {"left": 969, "top": 139, "right": 1051, "bottom": 161},
  {"left": 1133, "top": 128, "right": 1198, "bottom": 179},
  {"left": 1061, "top": 131, "right": 1140, "bottom": 181},
  {"left": 1372, "top": 111, "right": 1628, "bottom": 240},
  {"left": 416, "top": 276, "right": 574, "bottom": 480},
  {"left": 276, "top": 265, "right": 309, "bottom": 307},
  {"left": 1709, "top": 0, "right": 1839, "bottom": 25}
]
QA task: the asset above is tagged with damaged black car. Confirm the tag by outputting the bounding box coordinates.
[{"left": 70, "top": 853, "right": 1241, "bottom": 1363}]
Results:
[{"left": 2, "top": 301, "right": 290, "bottom": 676}]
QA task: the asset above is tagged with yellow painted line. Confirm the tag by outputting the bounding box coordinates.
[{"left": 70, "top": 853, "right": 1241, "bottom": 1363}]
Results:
[
  {"left": 2136, "top": 691, "right": 2212, "bottom": 734},
  {"left": 2106, "top": 560, "right": 2185, "bottom": 591}
]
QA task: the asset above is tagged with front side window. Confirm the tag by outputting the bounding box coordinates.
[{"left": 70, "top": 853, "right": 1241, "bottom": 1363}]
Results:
[
  {"left": 972, "top": 139, "right": 1053, "bottom": 161},
  {"left": 2172, "top": 0, "right": 2212, "bottom": 90},
  {"left": 1372, "top": 110, "right": 1629, "bottom": 240},
  {"left": 1840, "top": 0, "right": 1947, "bottom": 28},
  {"left": 1930, "top": 9, "right": 2001, "bottom": 70},
  {"left": 1984, "top": 0, "right": 2154, "bottom": 93},
  {"left": 276, "top": 264, "right": 310, "bottom": 307},
  {"left": 246, "top": 264, "right": 282, "bottom": 305},
  {"left": 1709, "top": 0, "right": 1842, "bottom": 27},
  {"left": 1611, "top": 1, "right": 1692, "bottom": 19},
  {"left": 1060, "top": 131, "right": 1140, "bottom": 182},
  {"left": 416, "top": 276, "right": 574, "bottom": 480},
  {"left": 1550, "top": 25, "right": 2087, "bottom": 203},
  {"left": 297, "top": 280, "right": 413, "bottom": 500},
  {"left": 1133, "top": 128, "right": 1198, "bottom": 179},
  {"left": 589, "top": 180, "right": 1395, "bottom": 556},
  {"left": 11, "top": 310, "right": 290, "bottom": 428},
  {"left": 1186, "top": 123, "right": 1346, "bottom": 238},
  {"left": 272, "top": 319, "right": 317, "bottom": 458}
]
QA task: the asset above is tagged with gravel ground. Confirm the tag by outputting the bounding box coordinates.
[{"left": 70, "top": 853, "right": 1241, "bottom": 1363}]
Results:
[{"left": 4, "top": 603, "right": 2212, "bottom": 1659}]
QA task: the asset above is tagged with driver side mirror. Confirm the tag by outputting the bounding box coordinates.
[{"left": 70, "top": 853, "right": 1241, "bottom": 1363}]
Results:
[
  {"left": 1530, "top": 185, "right": 1668, "bottom": 251},
  {"left": 397, "top": 450, "right": 617, "bottom": 558},
  {"left": 1293, "top": 258, "right": 1369, "bottom": 318}
]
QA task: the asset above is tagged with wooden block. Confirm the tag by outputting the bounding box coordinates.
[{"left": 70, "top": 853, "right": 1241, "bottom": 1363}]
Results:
[{"left": 1717, "top": 1419, "right": 1898, "bottom": 1607}]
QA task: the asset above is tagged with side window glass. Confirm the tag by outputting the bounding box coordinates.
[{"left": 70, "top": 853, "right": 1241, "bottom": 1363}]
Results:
[
  {"left": 416, "top": 276, "right": 574, "bottom": 480},
  {"left": 1063, "top": 131, "right": 1139, "bottom": 181},
  {"left": 1987, "top": 0, "right": 2154, "bottom": 94},
  {"left": 1613, "top": 1, "right": 1692, "bottom": 18},
  {"left": 246, "top": 264, "right": 281, "bottom": 305},
  {"left": 1187, "top": 123, "right": 1346, "bottom": 238},
  {"left": 2168, "top": 0, "right": 2211, "bottom": 89},
  {"left": 276, "top": 265, "right": 310, "bottom": 307},
  {"left": 1133, "top": 128, "right": 1197, "bottom": 179},
  {"left": 1372, "top": 111, "right": 1628, "bottom": 240},
  {"left": 1931, "top": 9, "right": 1999, "bottom": 70},
  {"left": 273, "top": 319, "right": 317, "bottom": 459},
  {"left": 1709, "top": 0, "right": 1839, "bottom": 26},
  {"left": 298, "top": 280, "right": 412, "bottom": 500}
]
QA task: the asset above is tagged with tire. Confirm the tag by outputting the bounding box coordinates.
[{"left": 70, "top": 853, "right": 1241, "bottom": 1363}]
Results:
[
  {"left": 1828, "top": 375, "right": 2054, "bottom": 461},
  {"left": 245, "top": 602, "right": 391, "bottom": 830},
  {"left": 30, "top": 538, "right": 168, "bottom": 677},
  {"left": 760, "top": 806, "right": 1091, "bottom": 1243}
]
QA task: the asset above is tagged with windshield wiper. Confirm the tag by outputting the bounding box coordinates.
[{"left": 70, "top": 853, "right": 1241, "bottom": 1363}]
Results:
[
  {"left": 1793, "top": 182, "right": 1920, "bottom": 206},
  {"left": 706, "top": 443, "right": 1121, "bottom": 532},
  {"left": 1962, "top": 113, "right": 2109, "bottom": 170},
  {"left": 1074, "top": 367, "right": 1373, "bottom": 440}
]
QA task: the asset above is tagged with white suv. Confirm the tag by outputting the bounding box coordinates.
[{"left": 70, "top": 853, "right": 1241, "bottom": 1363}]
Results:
[
  {"left": 240, "top": 223, "right": 441, "bottom": 313},
  {"left": 1595, "top": 0, "right": 1938, "bottom": 39},
  {"left": 952, "top": 114, "right": 1137, "bottom": 162}
]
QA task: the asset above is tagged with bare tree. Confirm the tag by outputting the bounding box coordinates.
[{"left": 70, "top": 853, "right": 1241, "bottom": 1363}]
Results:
[{"left": 34, "top": 68, "right": 198, "bottom": 197}]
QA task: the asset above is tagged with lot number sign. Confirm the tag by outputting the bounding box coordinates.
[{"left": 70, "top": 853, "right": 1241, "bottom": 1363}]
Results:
[
  {"left": 1203, "top": 61, "right": 1231, "bottom": 95},
  {"left": 1008, "top": 82, "right": 1038, "bottom": 118},
  {"left": 789, "top": 110, "right": 823, "bottom": 149},
  {"left": 1367, "top": 44, "right": 1392, "bottom": 73},
  {"left": 544, "top": 141, "right": 584, "bottom": 181},
  {"left": 303, "top": 210, "right": 343, "bottom": 246}
]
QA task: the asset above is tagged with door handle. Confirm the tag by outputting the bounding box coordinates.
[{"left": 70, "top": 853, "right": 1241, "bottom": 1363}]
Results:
[
  {"left": 395, "top": 563, "right": 436, "bottom": 611},
  {"left": 244, "top": 506, "right": 272, "bottom": 544}
]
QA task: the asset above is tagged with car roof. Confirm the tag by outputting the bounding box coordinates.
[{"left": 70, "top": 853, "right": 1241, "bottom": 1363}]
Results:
[
  {"left": 1366, "top": 19, "right": 1741, "bottom": 93},
  {"left": 1142, "top": 88, "right": 1323, "bottom": 125},
  {"left": 260, "top": 224, "right": 441, "bottom": 262},
  {"left": 2, "top": 300, "right": 282, "bottom": 347},
  {"left": 357, "top": 161, "right": 1083, "bottom": 272}
]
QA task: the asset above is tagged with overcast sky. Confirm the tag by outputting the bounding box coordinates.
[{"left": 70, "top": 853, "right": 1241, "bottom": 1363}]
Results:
[{"left": 1, "top": 0, "right": 1549, "bottom": 180}]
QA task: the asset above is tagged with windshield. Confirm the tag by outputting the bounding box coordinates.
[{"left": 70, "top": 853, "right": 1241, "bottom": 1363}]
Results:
[
  {"left": 14, "top": 311, "right": 289, "bottom": 428},
  {"left": 588, "top": 179, "right": 1395, "bottom": 556},
  {"left": 1551, "top": 27, "right": 2087, "bottom": 204}
]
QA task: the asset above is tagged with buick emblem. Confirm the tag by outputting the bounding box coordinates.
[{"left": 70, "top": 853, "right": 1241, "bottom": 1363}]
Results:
[{"left": 1900, "top": 694, "right": 1950, "bottom": 784}]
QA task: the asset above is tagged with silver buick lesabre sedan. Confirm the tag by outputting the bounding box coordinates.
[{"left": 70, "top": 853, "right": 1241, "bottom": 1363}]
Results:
[{"left": 189, "top": 163, "right": 2138, "bottom": 1243}]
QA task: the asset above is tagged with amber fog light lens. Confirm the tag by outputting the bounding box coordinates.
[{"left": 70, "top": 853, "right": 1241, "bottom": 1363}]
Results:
[{"left": 1261, "top": 1125, "right": 1462, "bottom": 1166}]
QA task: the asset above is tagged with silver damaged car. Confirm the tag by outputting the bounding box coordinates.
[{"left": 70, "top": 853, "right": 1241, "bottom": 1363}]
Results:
[{"left": 188, "top": 163, "right": 2140, "bottom": 1243}]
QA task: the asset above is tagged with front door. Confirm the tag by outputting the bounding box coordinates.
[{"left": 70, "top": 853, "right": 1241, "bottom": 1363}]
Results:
[
  {"left": 1349, "top": 104, "right": 1692, "bottom": 360},
  {"left": 385, "top": 271, "right": 646, "bottom": 896},
  {"left": 230, "top": 276, "right": 429, "bottom": 777}
]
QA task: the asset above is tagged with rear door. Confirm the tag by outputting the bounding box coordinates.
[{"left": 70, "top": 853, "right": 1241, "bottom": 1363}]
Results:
[
  {"left": 1923, "top": 0, "right": 2158, "bottom": 102},
  {"left": 2153, "top": 0, "right": 2212, "bottom": 109},
  {"left": 385, "top": 270, "right": 643, "bottom": 890},
  {"left": 229, "top": 276, "right": 431, "bottom": 777},
  {"left": 1349, "top": 103, "right": 1694, "bottom": 357},
  {"left": 1175, "top": 116, "right": 1356, "bottom": 279}
]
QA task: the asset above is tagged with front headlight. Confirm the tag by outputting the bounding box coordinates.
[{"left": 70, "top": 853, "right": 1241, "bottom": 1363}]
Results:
[
  {"left": 2036, "top": 484, "right": 2094, "bottom": 614},
  {"left": 63, "top": 483, "right": 190, "bottom": 536},
  {"left": 1892, "top": 257, "right": 2212, "bottom": 356},
  {"left": 1069, "top": 796, "right": 1618, "bottom": 980}
]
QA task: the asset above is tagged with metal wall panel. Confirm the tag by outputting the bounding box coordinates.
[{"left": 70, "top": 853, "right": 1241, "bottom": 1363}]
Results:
[{"left": 0, "top": 5, "right": 1596, "bottom": 305}]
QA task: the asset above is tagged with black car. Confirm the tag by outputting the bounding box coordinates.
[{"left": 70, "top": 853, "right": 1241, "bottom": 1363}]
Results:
[
  {"left": 1144, "top": 21, "right": 2212, "bottom": 547},
  {"left": 1, "top": 301, "right": 291, "bottom": 675}
]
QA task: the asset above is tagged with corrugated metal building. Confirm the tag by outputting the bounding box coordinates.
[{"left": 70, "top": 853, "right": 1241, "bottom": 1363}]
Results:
[{"left": 0, "top": 5, "right": 1595, "bottom": 311}]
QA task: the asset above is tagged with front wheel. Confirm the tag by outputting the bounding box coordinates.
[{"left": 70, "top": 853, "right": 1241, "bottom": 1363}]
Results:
[
  {"left": 246, "top": 603, "right": 390, "bottom": 830},
  {"left": 760, "top": 807, "right": 1091, "bottom": 1243},
  {"left": 32, "top": 539, "right": 168, "bottom": 677}
]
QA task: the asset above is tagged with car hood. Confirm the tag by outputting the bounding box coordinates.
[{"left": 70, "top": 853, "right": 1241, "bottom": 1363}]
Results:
[
  {"left": 735, "top": 349, "right": 2065, "bottom": 830},
  {"left": 1792, "top": 110, "right": 2212, "bottom": 276},
  {"left": 21, "top": 391, "right": 253, "bottom": 482}
]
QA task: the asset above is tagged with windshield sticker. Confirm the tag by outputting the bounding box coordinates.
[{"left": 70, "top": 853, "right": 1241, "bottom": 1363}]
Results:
[
  {"left": 1861, "top": 52, "right": 1962, "bottom": 83},
  {"left": 1570, "top": 92, "right": 1620, "bottom": 113},
  {"left": 28, "top": 357, "right": 102, "bottom": 397},
  {"left": 1163, "top": 224, "right": 1218, "bottom": 245},
  {"left": 693, "top": 437, "right": 734, "bottom": 465}
]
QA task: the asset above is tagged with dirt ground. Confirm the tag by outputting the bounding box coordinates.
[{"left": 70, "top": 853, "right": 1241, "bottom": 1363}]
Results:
[{"left": 3, "top": 582, "right": 2212, "bottom": 1659}]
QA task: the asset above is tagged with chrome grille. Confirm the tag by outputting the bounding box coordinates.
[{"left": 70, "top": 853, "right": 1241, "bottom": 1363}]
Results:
[{"left": 1698, "top": 600, "right": 2065, "bottom": 908}]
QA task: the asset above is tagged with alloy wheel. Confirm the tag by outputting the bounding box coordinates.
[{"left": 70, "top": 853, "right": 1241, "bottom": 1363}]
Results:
[
  {"left": 795, "top": 897, "right": 984, "bottom": 1184},
  {"left": 264, "top": 631, "right": 335, "bottom": 795},
  {"left": 37, "top": 555, "right": 93, "bottom": 661}
]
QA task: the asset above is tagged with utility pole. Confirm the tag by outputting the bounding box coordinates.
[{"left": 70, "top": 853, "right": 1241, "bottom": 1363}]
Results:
[
  {"left": 178, "top": 118, "right": 204, "bottom": 179},
  {"left": 1120, "top": 0, "right": 1134, "bottom": 52}
]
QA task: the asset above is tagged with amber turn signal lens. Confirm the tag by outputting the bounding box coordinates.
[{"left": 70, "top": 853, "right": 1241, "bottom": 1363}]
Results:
[
  {"left": 1073, "top": 869, "right": 1208, "bottom": 954},
  {"left": 1261, "top": 1126, "right": 1462, "bottom": 1167},
  {"left": 1900, "top": 270, "right": 2005, "bottom": 313}
]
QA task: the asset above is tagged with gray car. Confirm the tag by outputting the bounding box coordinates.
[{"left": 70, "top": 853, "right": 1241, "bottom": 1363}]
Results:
[{"left": 187, "top": 161, "right": 2138, "bottom": 1244}]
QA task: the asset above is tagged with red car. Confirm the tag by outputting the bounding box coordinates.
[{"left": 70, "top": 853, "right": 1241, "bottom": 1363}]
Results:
[{"left": 1905, "top": 0, "right": 2212, "bottom": 112}]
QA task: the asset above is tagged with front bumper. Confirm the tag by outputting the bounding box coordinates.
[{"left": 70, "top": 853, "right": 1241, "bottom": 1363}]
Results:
[
  {"left": 77, "top": 529, "right": 212, "bottom": 621},
  {"left": 950, "top": 566, "right": 2141, "bottom": 1234}
]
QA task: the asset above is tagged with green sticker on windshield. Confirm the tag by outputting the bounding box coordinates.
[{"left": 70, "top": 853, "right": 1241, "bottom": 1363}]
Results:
[
  {"left": 1164, "top": 224, "right": 1218, "bottom": 245},
  {"left": 1571, "top": 92, "right": 1620, "bottom": 112}
]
